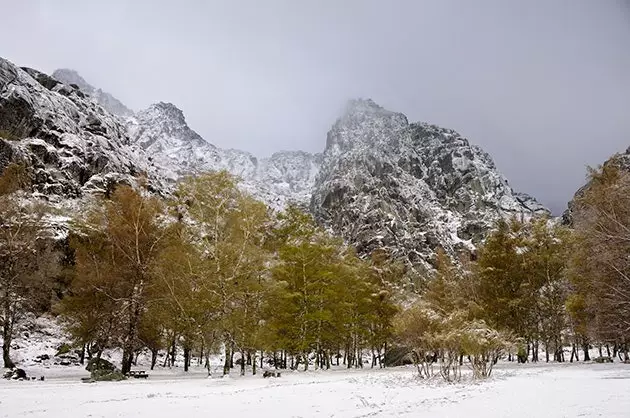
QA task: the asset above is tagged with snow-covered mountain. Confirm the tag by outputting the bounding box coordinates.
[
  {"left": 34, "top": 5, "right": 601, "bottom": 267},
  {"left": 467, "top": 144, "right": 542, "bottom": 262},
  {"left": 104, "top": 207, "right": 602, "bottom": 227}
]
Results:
[
  {"left": 310, "top": 99, "right": 549, "bottom": 269},
  {"left": 0, "top": 59, "right": 164, "bottom": 204},
  {"left": 52, "top": 69, "right": 133, "bottom": 117},
  {"left": 1, "top": 58, "right": 550, "bottom": 267},
  {"left": 562, "top": 146, "right": 630, "bottom": 225},
  {"left": 126, "top": 102, "right": 322, "bottom": 208}
]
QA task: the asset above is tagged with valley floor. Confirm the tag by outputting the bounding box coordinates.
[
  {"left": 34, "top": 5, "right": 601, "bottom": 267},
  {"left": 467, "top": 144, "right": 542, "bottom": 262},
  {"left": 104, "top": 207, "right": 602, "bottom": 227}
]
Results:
[{"left": 1, "top": 362, "right": 629, "bottom": 417}]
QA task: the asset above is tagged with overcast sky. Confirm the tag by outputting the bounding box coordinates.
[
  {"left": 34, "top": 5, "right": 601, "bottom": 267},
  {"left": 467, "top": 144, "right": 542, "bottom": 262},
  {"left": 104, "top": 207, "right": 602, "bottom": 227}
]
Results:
[{"left": 1, "top": 0, "right": 629, "bottom": 213}]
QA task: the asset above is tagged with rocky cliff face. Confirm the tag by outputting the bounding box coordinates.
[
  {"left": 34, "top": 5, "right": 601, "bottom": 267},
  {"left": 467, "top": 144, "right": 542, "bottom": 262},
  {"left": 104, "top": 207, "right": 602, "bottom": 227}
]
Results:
[
  {"left": 562, "top": 147, "right": 630, "bottom": 225},
  {"left": 0, "top": 58, "right": 164, "bottom": 204},
  {"left": 310, "top": 99, "right": 549, "bottom": 269},
  {"left": 2, "top": 59, "right": 550, "bottom": 268},
  {"left": 51, "top": 69, "right": 133, "bottom": 117},
  {"left": 126, "top": 102, "right": 321, "bottom": 208}
]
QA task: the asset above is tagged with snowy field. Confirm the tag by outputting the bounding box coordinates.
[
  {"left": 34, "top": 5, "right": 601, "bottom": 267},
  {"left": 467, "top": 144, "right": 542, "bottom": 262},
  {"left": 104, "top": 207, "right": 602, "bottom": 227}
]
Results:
[{"left": 1, "top": 362, "right": 630, "bottom": 417}]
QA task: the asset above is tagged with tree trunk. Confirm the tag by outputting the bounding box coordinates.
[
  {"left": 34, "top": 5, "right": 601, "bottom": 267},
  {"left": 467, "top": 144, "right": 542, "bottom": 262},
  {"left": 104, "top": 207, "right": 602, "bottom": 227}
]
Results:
[
  {"left": 183, "top": 346, "right": 190, "bottom": 372},
  {"left": 252, "top": 352, "right": 257, "bottom": 376},
  {"left": 229, "top": 343, "right": 235, "bottom": 368},
  {"left": 121, "top": 348, "right": 134, "bottom": 374},
  {"left": 223, "top": 345, "right": 231, "bottom": 375},
  {"left": 582, "top": 341, "right": 591, "bottom": 361},
  {"left": 240, "top": 351, "right": 245, "bottom": 376},
  {"left": 383, "top": 342, "right": 388, "bottom": 368},
  {"left": 151, "top": 348, "right": 158, "bottom": 370},
  {"left": 170, "top": 339, "right": 176, "bottom": 367},
  {"left": 2, "top": 339, "right": 14, "bottom": 369},
  {"left": 79, "top": 343, "right": 86, "bottom": 365}
]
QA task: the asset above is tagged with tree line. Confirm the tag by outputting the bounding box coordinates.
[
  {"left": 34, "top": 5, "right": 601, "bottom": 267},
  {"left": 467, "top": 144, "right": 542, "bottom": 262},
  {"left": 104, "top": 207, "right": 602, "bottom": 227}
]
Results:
[{"left": 2, "top": 158, "right": 630, "bottom": 380}]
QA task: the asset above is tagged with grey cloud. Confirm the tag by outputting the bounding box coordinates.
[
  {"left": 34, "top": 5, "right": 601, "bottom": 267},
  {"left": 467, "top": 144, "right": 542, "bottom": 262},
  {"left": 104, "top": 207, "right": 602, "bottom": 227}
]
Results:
[{"left": 1, "top": 0, "right": 629, "bottom": 214}]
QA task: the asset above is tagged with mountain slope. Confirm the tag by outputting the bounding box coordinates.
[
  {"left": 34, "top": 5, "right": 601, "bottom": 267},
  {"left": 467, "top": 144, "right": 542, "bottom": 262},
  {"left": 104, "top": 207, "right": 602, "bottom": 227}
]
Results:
[
  {"left": 126, "top": 102, "right": 322, "bottom": 208},
  {"left": 11, "top": 63, "right": 550, "bottom": 268},
  {"left": 51, "top": 69, "right": 133, "bottom": 117},
  {"left": 310, "top": 99, "right": 549, "bottom": 269},
  {"left": 562, "top": 147, "right": 630, "bottom": 225},
  {"left": 0, "top": 58, "right": 164, "bottom": 203}
]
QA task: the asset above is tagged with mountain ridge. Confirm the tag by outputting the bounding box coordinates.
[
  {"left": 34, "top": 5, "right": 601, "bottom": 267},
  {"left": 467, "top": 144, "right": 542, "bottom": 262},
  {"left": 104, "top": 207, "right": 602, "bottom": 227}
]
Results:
[{"left": 1, "top": 58, "right": 551, "bottom": 268}]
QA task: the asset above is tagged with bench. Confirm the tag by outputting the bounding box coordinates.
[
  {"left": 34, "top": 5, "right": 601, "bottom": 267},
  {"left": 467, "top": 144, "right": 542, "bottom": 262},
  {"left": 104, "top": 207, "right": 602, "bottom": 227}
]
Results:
[
  {"left": 262, "top": 370, "right": 281, "bottom": 378},
  {"left": 127, "top": 370, "right": 149, "bottom": 379}
]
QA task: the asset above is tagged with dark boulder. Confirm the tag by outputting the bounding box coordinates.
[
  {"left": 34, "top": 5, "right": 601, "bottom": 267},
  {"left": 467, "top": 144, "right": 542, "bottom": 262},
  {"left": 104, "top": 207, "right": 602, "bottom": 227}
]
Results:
[{"left": 85, "top": 358, "right": 116, "bottom": 373}]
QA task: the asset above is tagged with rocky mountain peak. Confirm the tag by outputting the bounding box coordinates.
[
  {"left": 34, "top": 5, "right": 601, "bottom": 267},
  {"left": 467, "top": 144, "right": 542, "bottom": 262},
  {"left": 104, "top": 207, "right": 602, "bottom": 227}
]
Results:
[
  {"left": 51, "top": 68, "right": 93, "bottom": 93},
  {"left": 326, "top": 99, "right": 408, "bottom": 154},
  {"left": 144, "top": 102, "right": 186, "bottom": 124},
  {"left": 1, "top": 56, "right": 553, "bottom": 270},
  {"left": 0, "top": 57, "right": 165, "bottom": 205},
  {"left": 51, "top": 68, "right": 133, "bottom": 117},
  {"left": 312, "top": 99, "right": 549, "bottom": 270}
]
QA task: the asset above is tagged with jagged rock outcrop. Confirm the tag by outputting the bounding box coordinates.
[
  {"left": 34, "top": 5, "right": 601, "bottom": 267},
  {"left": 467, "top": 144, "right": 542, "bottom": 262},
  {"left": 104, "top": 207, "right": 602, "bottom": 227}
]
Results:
[
  {"left": 562, "top": 147, "right": 630, "bottom": 225},
  {"left": 0, "top": 58, "right": 164, "bottom": 202},
  {"left": 51, "top": 69, "right": 133, "bottom": 117},
  {"left": 126, "top": 102, "right": 321, "bottom": 208},
  {"left": 4, "top": 60, "right": 551, "bottom": 268},
  {"left": 310, "top": 99, "right": 549, "bottom": 269}
]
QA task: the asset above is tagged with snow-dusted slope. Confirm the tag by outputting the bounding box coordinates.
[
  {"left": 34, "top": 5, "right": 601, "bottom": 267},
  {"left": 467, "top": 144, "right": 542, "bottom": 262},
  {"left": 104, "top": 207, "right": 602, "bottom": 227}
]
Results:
[
  {"left": 17, "top": 64, "right": 550, "bottom": 267},
  {"left": 0, "top": 58, "right": 165, "bottom": 203},
  {"left": 126, "top": 102, "right": 322, "bottom": 208},
  {"left": 51, "top": 68, "right": 133, "bottom": 117},
  {"left": 311, "top": 99, "right": 549, "bottom": 269}
]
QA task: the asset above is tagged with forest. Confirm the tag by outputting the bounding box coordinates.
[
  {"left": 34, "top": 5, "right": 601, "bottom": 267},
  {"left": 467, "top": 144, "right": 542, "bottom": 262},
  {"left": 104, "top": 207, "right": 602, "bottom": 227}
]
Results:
[{"left": 1, "top": 157, "right": 629, "bottom": 382}]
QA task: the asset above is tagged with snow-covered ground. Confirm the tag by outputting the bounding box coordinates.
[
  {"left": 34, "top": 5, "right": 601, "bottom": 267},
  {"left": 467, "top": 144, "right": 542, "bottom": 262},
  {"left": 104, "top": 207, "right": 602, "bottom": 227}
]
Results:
[{"left": 1, "top": 362, "right": 629, "bottom": 417}]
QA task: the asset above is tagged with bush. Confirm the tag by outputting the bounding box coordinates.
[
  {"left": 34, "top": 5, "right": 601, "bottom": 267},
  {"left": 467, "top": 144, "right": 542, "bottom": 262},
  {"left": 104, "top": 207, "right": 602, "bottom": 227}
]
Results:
[
  {"left": 91, "top": 369, "right": 126, "bottom": 381},
  {"left": 55, "top": 343, "right": 72, "bottom": 356},
  {"left": 85, "top": 358, "right": 116, "bottom": 372}
]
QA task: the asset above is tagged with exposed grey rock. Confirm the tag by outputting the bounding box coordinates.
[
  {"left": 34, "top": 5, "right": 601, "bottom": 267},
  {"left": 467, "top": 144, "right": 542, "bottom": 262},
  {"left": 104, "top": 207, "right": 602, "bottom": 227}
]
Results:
[
  {"left": 127, "top": 102, "right": 322, "bottom": 208},
  {"left": 562, "top": 147, "right": 630, "bottom": 225},
  {"left": 310, "top": 99, "right": 550, "bottom": 269},
  {"left": 3, "top": 59, "right": 552, "bottom": 269},
  {"left": 0, "top": 57, "right": 166, "bottom": 204},
  {"left": 51, "top": 68, "right": 133, "bottom": 117}
]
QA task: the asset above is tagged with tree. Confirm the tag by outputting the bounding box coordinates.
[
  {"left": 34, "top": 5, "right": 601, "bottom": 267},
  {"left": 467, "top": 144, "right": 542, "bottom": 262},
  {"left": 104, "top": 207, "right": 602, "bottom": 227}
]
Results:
[
  {"left": 471, "top": 217, "right": 570, "bottom": 362},
  {"left": 172, "top": 171, "right": 271, "bottom": 374},
  {"left": 0, "top": 163, "right": 58, "bottom": 368},
  {"left": 63, "top": 185, "right": 173, "bottom": 374},
  {"left": 567, "top": 160, "right": 630, "bottom": 358}
]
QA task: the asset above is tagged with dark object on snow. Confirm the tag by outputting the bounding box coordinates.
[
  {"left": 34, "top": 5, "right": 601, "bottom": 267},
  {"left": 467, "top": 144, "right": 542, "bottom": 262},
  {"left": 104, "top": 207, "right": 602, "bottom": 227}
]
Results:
[
  {"left": 593, "top": 356, "right": 614, "bottom": 363},
  {"left": 3, "top": 368, "right": 28, "bottom": 380},
  {"left": 34, "top": 354, "right": 50, "bottom": 363},
  {"left": 14, "top": 368, "right": 27, "bottom": 380},
  {"left": 85, "top": 358, "right": 126, "bottom": 382},
  {"left": 126, "top": 370, "right": 148, "bottom": 379},
  {"left": 383, "top": 346, "right": 413, "bottom": 367},
  {"left": 262, "top": 370, "right": 281, "bottom": 378},
  {"left": 40, "top": 376, "right": 45, "bottom": 381},
  {"left": 30, "top": 376, "right": 36, "bottom": 381},
  {"left": 90, "top": 369, "right": 126, "bottom": 382},
  {"left": 85, "top": 358, "right": 116, "bottom": 373},
  {"left": 55, "top": 343, "right": 72, "bottom": 356}
]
